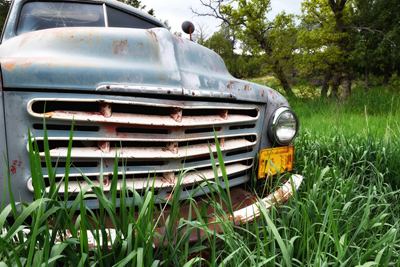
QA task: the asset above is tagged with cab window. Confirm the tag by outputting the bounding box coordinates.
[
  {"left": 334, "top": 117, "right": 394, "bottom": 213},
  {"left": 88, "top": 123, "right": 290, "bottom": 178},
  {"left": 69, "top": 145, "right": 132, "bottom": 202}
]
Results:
[
  {"left": 17, "top": 2, "right": 104, "bottom": 35},
  {"left": 106, "top": 6, "right": 159, "bottom": 29}
]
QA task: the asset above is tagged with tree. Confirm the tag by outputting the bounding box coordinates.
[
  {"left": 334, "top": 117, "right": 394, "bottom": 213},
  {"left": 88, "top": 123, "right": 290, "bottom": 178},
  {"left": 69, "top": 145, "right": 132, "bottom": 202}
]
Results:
[
  {"left": 117, "top": 0, "right": 154, "bottom": 16},
  {"left": 0, "top": 0, "right": 11, "bottom": 37},
  {"left": 204, "top": 26, "right": 262, "bottom": 79},
  {"left": 204, "top": 29, "right": 237, "bottom": 75},
  {"left": 298, "top": 0, "right": 354, "bottom": 99},
  {"left": 192, "top": 22, "right": 211, "bottom": 45},
  {"left": 351, "top": 0, "right": 400, "bottom": 88},
  {"left": 192, "top": 0, "right": 297, "bottom": 97}
]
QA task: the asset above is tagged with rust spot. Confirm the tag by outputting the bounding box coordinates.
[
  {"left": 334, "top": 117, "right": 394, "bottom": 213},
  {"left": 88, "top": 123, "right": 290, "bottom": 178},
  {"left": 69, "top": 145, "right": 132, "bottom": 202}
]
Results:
[
  {"left": 10, "top": 157, "right": 22, "bottom": 175},
  {"left": 173, "top": 35, "right": 188, "bottom": 49},
  {"left": 147, "top": 30, "right": 158, "bottom": 42},
  {"left": 113, "top": 39, "right": 130, "bottom": 56},
  {"left": 170, "top": 108, "right": 182, "bottom": 123},
  {"left": 10, "top": 164, "right": 16, "bottom": 175},
  {"left": 161, "top": 172, "right": 175, "bottom": 185},
  {"left": 99, "top": 102, "right": 112, "bottom": 118},
  {"left": 1, "top": 59, "right": 33, "bottom": 71},
  {"left": 99, "top": 141, "right": 110, "bottom": 154},
  {"left": 210, "top": 62, "right": 219, "bottom": 72},
  {"left": 219, "top": 109, "right": 228, "bottom": 120},
  {"left": 268, "top": 89, "right": 279, "bottom": 99},
  {"left": 1, "top": 57, "right": 98, "bottom": 71},
  {"left": 167, "top": 142, "right": 178, "bottom": 154},
  {"left": 19, "top": 35, "right": 30, "bottom": 47},
  {"left": 165, "top": 193, "right": 174, "bottom": 201},
  {"left": 103, "top": 160, "right": 109, "bottom": 169},
  {"left": 261, "top": 90, "right": 265, "bottom": 97},
  {"left": 227, "top": 81, "right": 235, "bottom": 89}
]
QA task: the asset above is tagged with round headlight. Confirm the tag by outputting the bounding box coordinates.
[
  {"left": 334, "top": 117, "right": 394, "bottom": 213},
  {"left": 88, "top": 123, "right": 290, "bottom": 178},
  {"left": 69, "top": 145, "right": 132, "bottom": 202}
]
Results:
[{"left": 268, "top": 107, "right": 299, "bottom": 145}]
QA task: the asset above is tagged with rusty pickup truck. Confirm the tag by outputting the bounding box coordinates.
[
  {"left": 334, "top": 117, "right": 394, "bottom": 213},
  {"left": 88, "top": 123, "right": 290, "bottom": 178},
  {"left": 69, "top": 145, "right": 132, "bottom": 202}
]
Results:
[{"left": 0, "top": 0, "right": 302, "bottom": 220}]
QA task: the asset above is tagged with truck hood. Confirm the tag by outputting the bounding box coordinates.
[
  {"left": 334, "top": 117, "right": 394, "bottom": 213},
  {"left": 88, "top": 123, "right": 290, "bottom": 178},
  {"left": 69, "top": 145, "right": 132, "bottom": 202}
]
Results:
[{"left": 0, "top": 27, "right": 272, "bottom": 103}]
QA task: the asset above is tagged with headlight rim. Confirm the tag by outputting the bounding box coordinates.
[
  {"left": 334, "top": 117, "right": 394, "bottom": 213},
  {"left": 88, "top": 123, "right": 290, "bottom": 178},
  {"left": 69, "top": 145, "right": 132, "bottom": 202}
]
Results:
[{"left": 268, "top": 106, "right": 299, "bottom": 146}]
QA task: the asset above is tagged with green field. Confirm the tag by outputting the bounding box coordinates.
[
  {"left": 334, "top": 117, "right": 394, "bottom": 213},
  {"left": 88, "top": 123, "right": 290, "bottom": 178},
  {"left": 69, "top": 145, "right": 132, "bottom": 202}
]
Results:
[{"left": 1, "top": 85, "right": 400, "bottom": 266}]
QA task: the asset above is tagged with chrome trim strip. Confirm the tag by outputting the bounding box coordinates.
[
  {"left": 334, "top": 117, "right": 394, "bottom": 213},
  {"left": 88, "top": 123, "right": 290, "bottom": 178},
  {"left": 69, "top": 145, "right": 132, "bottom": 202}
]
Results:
[
  {"left": 183, "top": 88, "right": 236, "bottom": 99},
  {"left": 96, "top": 85, "right": 237, "bottom": 99},
  {"left": 103, "top": 3, "right": 109, "bottom": 27}
]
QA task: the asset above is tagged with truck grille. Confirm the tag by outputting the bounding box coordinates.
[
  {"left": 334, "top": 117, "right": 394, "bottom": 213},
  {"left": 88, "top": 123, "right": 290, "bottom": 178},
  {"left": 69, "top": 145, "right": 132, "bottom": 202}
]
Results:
[{"left": 25, "top": 97, "right": 262, "bottom": 203}]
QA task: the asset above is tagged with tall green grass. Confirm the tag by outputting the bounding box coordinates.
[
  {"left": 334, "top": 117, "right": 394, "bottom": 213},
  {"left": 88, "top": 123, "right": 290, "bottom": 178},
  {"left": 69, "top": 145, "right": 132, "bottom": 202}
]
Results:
[
  {"left": 1, "top": 85, "right": 400, "bottom": 266},
  {"left": 1, "top": 118, "right": 286, "bottom": 266},
  {"left": 289, "top": 86, "right": 400, "bottom": 137}
]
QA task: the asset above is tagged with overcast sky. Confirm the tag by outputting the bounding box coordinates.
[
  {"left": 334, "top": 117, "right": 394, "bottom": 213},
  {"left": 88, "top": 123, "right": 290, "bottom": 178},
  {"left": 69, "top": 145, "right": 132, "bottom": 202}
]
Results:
[{"left": 144, "top": 0, "right": 303, "bottom": 37}]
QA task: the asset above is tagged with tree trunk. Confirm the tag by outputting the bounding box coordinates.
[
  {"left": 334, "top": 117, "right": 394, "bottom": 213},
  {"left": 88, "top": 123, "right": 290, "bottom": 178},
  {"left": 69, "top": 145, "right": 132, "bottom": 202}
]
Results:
[
  {"left": 364, "top": 66, "right": 368, "bottom": 90},
  {"left": 321, "top": 67, "right": 332, "bottom": 98},
  {"left": 340, "top": 71, "right": 351, "bottom": 100},
  {"left": 329, "top": 75, "right": 340, "bottom": 98},
  {"left": 274, "top": 63, "right": 295, "bottom": 98},
  {"left": 383, "top": 66, "right": 390, "bottom": 85}
]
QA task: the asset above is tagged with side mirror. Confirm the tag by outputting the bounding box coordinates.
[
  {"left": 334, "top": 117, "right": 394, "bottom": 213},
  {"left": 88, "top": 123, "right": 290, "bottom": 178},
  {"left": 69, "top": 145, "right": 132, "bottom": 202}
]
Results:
[{"left": 181, "top": 21, "right": 195, "bottom": 41}]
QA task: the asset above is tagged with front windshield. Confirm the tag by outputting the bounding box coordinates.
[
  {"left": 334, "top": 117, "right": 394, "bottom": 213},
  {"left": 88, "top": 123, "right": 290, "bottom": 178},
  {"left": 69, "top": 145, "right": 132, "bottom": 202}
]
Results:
[{"left": 17, "top": 2, "right": 104, "bottom": 35}]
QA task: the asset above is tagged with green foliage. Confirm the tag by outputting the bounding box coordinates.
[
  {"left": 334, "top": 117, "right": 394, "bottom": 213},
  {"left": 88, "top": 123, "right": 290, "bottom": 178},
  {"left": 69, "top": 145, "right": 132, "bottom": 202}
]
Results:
[
  {"left": 204, "top": 30, "right": 263, "bottom": 79},
  {"left": 297, "top": 0, "right": 353, "bottom": 77},
  {"left": 0, "top": 0, "right": 11, "bottom": 37},
  {"left": 351, "top": 0, "right": 400, "bottom": 80},
  {"left": 218, "top": 0, "right": 297, "bottom": 96},
  {"left": 388, "top": 72, "right": 400, "bottom": 91},
  {"left": 196, "top": 0, "right": 399, "bottom": 96},
  {"left": 117, "top": 0, "right": 154, "bottom": 16},
  {"left": 204, "top": 31, "right": 234, "bottom": 61}
]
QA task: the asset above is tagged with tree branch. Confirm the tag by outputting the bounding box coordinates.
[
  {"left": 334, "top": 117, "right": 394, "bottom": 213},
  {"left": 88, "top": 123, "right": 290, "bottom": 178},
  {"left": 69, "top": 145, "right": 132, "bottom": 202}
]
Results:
[
  {"left": 348, "top": 26, "right": 397, "bottom": 55},
  {"left": 190, "top": 0, "right": 232, "bottom": 26}
]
